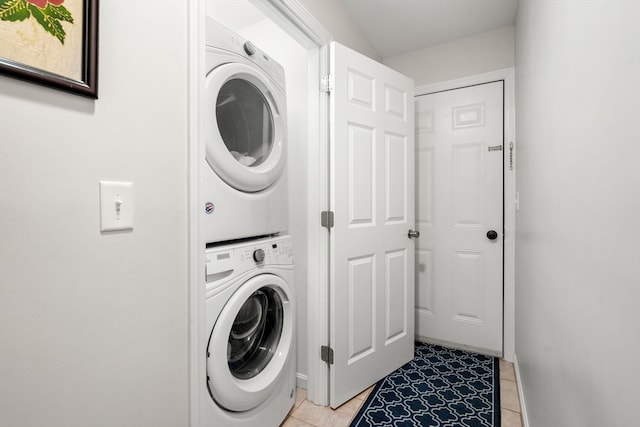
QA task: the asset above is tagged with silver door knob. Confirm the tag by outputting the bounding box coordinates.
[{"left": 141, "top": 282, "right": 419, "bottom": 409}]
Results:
[{"left": 408, "top": 229, "right": 420, "bottom": 239}]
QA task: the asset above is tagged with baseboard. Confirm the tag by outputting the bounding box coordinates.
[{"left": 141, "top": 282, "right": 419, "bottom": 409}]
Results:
[
  {"left": 512, "top": 353, "right": 529, "bottom": 427},
  {"left": 296, "top": 372, "right": 308, "bottom": 389}
]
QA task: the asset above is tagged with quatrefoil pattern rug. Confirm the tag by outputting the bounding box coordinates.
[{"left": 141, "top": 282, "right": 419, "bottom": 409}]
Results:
[{"left": 350, "top": 342, "right": 500, "bottom": 427}]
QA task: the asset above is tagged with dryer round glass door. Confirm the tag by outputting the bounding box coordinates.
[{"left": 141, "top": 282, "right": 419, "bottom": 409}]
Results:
[
  {"left": 205, "top": 62, "right": 286, "bottom": 193},
  {"left": 207, "top": 274, "right": 294, "bottom": 412},
  {"left": 217, "top": 79, "right": 273, "bottom": 168}
]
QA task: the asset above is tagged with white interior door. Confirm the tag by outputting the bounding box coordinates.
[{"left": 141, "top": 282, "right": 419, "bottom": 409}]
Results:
[
  {"left": 414, "top": 82, "right": 504, "bottom": 356},
  {"left": 329, "top": 42, "right": 415, "bottom": 408}
]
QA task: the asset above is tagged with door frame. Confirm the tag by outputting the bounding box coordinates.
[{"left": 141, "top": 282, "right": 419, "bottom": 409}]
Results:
[{"left": 414, "top": 69, "right": 516, "bottom": 362}]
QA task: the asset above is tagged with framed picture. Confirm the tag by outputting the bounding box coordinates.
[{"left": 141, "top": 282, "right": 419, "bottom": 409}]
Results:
[{"left": 0, "top": 0, "right": 98, "bottom": 98}]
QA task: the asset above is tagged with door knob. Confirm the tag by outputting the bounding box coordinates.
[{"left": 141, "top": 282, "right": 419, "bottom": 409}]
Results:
[
  {"left": 486, "top": 230, "right": 498, "bottom": 240},
  {"left": 408, "top": 229, "right": 420, "bottom": 239}
]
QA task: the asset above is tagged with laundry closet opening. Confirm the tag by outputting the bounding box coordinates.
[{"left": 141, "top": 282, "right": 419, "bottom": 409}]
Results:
[{"left": 206, "top": 0, "right": 315, "bottom": 394}]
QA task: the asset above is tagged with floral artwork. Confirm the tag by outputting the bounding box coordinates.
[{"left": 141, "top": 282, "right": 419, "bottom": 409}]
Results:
[
  {"left": 0, "top": 0, "right": 74, "bottom": 44},
  {"left": 0, "top": 0, "right": 96, "bottom": 98}
]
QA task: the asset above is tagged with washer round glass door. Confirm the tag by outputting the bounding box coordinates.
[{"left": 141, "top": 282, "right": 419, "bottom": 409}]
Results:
[
  {"left": 205, "top": 62, "right": 286, "bottom": 193},
  {"left": 207, "top": 274, "right": 294, "bottom": 412}
]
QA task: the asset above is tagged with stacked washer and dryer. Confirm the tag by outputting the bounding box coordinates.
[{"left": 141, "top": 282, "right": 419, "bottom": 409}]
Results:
[{"left": 202, "top": 18, "right": 296, "bottom": 427}]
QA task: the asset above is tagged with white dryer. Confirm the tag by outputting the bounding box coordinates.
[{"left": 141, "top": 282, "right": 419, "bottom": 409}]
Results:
[
  {"left": 203, "top": 18, "right": 288, "bottom": 244},
  {"left": 204, "top": 235, "right": 296, "bottom": 426}
]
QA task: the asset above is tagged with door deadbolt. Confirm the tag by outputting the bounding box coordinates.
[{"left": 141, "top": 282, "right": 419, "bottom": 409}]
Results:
[
  {"left": 408, "top": 230, "right": 420, "bottom": 239},
  {"left": 486, "top": 230, "right": 498, "bottom": 240}
]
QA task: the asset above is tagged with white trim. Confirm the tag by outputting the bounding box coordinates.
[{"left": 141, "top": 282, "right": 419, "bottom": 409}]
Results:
[
  {"left": 503, "top": 69, "right": 516, "bottom": 363},
  {"left": 188, "top": 1, "right": 206, "bottom": 426},
  {"left": 251, "top": 0, "right": 332, "bottom": 48},
  {"left": 296, "top": 372, "right": 309, "bottom": 389},
  {"left": 305, "top": 43, "right": 330, "bottom": 406},
  {"left": 414, "top": 68, "right": 513, "bottom": 96},
  {"left": 415, "top": 68, "right": 516, "bottom": 362},
  {"left": 513, "top": 353, "right": 530, "bottom": 427}
]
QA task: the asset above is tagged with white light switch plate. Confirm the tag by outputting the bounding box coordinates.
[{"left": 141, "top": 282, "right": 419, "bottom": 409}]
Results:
[{"left": 99, "top": 181, "right": 133, "bottom": 232}]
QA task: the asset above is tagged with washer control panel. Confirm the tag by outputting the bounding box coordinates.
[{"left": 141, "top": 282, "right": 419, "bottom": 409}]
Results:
[{"left": 206, "top": 235, "right": 294, "bottom": 281}]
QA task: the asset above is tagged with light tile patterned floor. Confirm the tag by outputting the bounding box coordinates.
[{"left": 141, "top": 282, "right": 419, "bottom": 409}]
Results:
[{"left": 281, "top": 359, "right": 523, "bottom": 427}]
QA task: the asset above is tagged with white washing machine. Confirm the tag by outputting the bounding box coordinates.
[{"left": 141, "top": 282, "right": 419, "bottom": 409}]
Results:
[
  {"left": 204, "top": 235, "right": 296, "bottom": 426},
  {"left": 203, "top": 18, "right": 288, "bottom": 244}
]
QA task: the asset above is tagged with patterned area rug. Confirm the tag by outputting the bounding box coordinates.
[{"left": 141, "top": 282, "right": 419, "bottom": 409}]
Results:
[{"left": 350, "top": 342, "right": 500, "bottom": 427}]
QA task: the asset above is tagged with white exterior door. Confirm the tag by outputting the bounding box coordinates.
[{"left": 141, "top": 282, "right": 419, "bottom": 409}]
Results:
[
  {"left": 329, "top": 42, "right": 416, "bottom": 408},
  {"left": 415, "top": 82, "right": 504, "bottom": 356}
]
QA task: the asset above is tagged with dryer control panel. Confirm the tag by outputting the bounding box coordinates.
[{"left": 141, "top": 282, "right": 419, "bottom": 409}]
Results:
[
  {"left": 205, "top": 235, "right": 293, "bottom": 283},
  {"left": 205, "top": 17, "right": 286, "bottom": 92}
]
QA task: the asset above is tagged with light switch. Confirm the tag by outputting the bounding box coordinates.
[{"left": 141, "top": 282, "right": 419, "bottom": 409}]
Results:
[{"left": 99, "top": 181, "right": 133, "bottom": 232}]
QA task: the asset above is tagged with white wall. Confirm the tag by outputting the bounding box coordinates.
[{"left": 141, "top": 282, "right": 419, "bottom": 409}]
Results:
[
  {"left": 0, "top": 1, "right": 190, "bottom": 426},
  {"left": 383, "top": 26, "right": 514, "bottom": 86},
  {"left": 206, "top": 0, "right": 311, "bottom": 385},
  {"left": 298, "top": 0, "right": 381, "bottom": 61},
  {"left": 515, "top": 1, "right": 640, "bottom": 425}
]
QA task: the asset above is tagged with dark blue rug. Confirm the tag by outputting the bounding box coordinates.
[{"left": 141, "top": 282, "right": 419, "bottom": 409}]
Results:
[{"left": 350, "top": 342, "right": 500, "bottom": 427}]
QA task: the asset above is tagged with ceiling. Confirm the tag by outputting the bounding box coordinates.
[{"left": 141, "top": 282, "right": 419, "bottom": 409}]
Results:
[{"left": 340, "top": 0, "right": 519, "bottom": 58}]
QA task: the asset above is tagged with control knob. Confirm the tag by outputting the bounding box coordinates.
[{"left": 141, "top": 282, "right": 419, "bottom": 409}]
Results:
[
  {"left": 243, "top": 41, "right": 256, "bottom": 56},
  {"left": 253, "top": 248, "right": 265, "bottom": 263}
]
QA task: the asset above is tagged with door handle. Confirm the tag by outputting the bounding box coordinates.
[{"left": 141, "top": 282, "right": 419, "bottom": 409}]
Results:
[
  {"left": 408, "top": 229, "right": 420, "bottom": 239},
  {"left": 486, "top": 230, "right": 498, "bottom": 240}
]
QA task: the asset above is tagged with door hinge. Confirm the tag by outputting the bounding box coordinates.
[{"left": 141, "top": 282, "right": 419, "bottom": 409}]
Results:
[
  {"left": 321, "top": 75, "right": 334, "bottom": 93},
  {"left": 321, "top": 211, "right": 334, "bottom": 230},
  {"left": 320, "top": 345, "right": 334, "bottom": 365}
]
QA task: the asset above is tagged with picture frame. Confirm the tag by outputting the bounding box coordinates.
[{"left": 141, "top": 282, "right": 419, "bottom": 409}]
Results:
[{"left": 0, "top": 0, "right": 98, "bottom": 98}]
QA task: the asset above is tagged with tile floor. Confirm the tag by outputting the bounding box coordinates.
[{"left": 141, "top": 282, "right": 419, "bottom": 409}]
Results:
[{"left": 281, "top": 359, "right": 523, "bottom": 427}]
